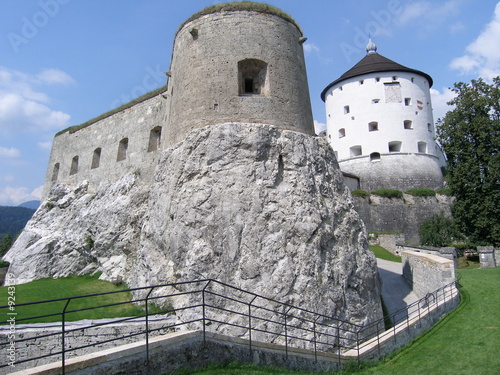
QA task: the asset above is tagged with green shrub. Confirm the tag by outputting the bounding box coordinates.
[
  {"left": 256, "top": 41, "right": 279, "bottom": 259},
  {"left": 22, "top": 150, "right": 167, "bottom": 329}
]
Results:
[
  {"left": 351, "top": 189, "right": 369, "bottom": 198},
  {"left": 0, "top": 260, "right": 9, "bottom": 268},
  {"left": 419, "top": 215, "right": 463, "bottom": 247},
  {"left": 371, "top": 189, "right": 403, "bottom": 198},
  {"left": 437, "top": 188, "right": 452, "bottom": 196},
  {"left": 405, "top": 188, "right": 436, "bottom": 197}
]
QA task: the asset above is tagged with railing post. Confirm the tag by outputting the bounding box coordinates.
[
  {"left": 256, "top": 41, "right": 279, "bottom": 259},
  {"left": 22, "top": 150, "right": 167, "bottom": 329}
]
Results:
[
  {"left": 61, "top": 299, "right": 71, "bottom": 375},
  {"left": 202, "top": 280, "right": 212, "bottom": 347},
  {"left": 248, "top": 295, "right": 257, "bottom": 358},
  {"left": 313, "top": 316, "right": 319, "bottom": 363},
  {"left": 376, "top": 320, "right": 381, "bottom": 358},
  {"left": 356, "top": 329, "right": 360, "bottom": 365},
  {"left": 284, "top": 306, "right": 292, "bottom": 360},
  {"left": 145, "top": 287, "right": 155, "bottom": 366}
]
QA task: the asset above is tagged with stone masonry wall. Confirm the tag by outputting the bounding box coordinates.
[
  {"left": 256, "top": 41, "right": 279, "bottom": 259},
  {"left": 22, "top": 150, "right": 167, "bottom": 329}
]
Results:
[
  {"left": 353, "top": 193, "right": 452, "bottom": 245},
  {"left": 401, "top": 250, "right": 455, "bottom": 298},
  {"left": 0, "top": 318, "right": 174, "bottom": 373},
  {"left": 166, "top": 9, "right": 315, "bottom": 146},
  {"left": 42, "top": 92, "right": 169, "bottom": 200}
]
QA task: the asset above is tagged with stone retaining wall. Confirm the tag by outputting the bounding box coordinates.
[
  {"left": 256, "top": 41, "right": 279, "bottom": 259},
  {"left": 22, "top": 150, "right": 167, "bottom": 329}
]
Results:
[
  {"left": 0, "top": 316, "right": 174, "bottom": 374},
  {"left": 401, "top": 250, "right": 455, "bottom": 298},
  {"left": 397, "top": 244, "right": 458, "bottom": 268}
]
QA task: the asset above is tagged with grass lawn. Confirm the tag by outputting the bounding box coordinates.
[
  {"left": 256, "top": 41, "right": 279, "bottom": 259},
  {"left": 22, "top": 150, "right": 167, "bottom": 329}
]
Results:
[
  {"left": 369, "top": 245, "right": 402, "bottom": 263},
  {"left": 0, "top": 274, "right": 152, "bottom": 324},
  {"left": 169, "top": 267, "right": 500, "bottom": 375}
]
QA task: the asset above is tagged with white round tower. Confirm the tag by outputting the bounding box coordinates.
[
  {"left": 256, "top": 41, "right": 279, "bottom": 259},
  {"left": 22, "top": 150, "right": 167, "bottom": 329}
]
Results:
[{"left": 321, "top": 40, "right": 444, "bottom": 191}]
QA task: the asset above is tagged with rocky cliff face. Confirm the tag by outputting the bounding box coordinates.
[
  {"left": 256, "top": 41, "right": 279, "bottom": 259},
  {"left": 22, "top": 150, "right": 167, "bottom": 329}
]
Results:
[{"left": 4, "top": 123, "right": 382, "bottom": 335}]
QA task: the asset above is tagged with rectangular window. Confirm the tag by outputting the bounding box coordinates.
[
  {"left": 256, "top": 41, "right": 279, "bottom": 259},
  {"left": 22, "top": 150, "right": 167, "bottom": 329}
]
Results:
[
  {"left": 405, "top": 98, "right": 411, "bottom": 106},
  {"left": 369, "top": 122, "right": 378, "bottom": 131},
  {"left": 344, "top": 105, "right": 350, "bottom": 114},
  {"left": 350, "top": 145, "right": 362, "bottom": 157}
]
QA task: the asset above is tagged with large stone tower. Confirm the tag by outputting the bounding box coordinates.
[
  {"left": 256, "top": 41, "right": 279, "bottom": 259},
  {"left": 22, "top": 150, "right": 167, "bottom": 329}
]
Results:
[
  {"left": 166, "top": 3, "right": 315, "bottom": 146},
  {"left": 321, "top": 40, "right": 444, "bottom": 191}
]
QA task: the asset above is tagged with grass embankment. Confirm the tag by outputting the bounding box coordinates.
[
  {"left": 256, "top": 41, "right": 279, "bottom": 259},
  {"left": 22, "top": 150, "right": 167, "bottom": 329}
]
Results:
[
  {"left": 170, "top": 267, "right": 500, "bottom": 375},
  {"left": 0, "top": 274, "right": 152, "bottom": 324},
  {"left": 369, "top": 245, "right": 402, "bottom": 263}
]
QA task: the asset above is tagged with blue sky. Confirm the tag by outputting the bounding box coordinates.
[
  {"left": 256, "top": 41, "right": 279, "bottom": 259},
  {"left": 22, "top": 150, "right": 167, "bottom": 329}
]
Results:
[{"left": 0, "top": 0, "right": 499, "bottom": 206}]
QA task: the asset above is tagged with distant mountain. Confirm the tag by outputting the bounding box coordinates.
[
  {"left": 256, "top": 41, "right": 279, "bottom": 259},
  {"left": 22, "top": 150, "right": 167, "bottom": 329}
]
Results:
[
  {"left": 0, "top": 206, "right": 36, "bottom": 237},
  {"left": 18, "top": 200, "right": 40, "bottom": 210}
]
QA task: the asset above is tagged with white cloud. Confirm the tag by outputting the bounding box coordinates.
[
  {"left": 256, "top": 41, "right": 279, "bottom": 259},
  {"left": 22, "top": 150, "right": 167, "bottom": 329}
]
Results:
[
  {"left": 450, "top": 2, "right": 500, "bottom": 80},
  {"left": 314, "top": 120, "right": 326, "bottom": 134},
  {"left": 0, "top": 146, "right": 20, "bottom": 158},
  {"left": 398, "top": 1, "right": 430, "bottom": 25},
  {"left": 0, "top": 67, "right": 73, "bottom": 135},
  {"left": 303, "top": 43, "right": 319, "bottom": 54},
  {"left": 303, "top": 43, "right": 333, "bottom": 64},
  {"left": 36, "top": 69, "right": 75, "bottom": 86},
  {"left": 0, "top": 185, "right": 42, "bottom": 206},
  {"left": 430, "top": 87, "right": 457, "bottom": 122},
  {"left": 397, "top": 0, "right": 463, "bottom": 33},
  {"left": 0, "top": 92, "right": 71, "bottom": 135}
]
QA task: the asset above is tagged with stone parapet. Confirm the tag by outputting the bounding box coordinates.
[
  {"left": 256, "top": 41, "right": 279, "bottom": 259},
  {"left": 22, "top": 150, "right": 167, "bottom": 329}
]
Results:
[
  {"left": 401, "top": 250, "right": 455, "bottom": 298},
  {"left": 478, "top": 246, "right": 497, "bottom": 268}
]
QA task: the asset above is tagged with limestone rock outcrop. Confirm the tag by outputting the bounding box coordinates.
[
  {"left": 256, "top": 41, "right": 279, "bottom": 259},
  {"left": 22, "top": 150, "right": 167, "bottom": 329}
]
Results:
[
  {"left": 5, "top": 123, "right": 382, "bottom": 333},
  {"left": 132, "top": 123, "right": 382, "bottom": 327},
  {"left": 3, "top": 173, "right": 149, "bottom": 284}
]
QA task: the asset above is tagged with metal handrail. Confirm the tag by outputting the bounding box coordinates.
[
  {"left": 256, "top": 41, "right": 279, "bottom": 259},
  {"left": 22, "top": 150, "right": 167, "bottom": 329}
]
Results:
[{"left": 0, "top": 277, "right": 460, "bottom": 371}]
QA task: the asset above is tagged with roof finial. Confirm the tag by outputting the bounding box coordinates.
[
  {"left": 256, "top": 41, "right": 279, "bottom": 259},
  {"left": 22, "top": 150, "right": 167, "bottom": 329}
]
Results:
[{"left": 366, "top": 38, "right": 377, "bottom": 54}]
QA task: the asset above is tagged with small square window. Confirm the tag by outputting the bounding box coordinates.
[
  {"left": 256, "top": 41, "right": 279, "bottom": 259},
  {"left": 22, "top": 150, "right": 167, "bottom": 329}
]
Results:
[{"left": 404, "top": 98, "right": 411, "bottom": 106}]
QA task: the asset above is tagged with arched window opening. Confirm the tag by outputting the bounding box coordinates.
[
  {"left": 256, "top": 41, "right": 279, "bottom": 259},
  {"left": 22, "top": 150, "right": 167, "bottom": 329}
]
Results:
[
  {"left": 418, "top": 141, "right": 427, "bottom": 153},
  {"left": 117, "top": 138, "right": 128, "bottom": 162},
  {"left": 70, "top": 156, "right": 79, "bottom": 175},
  {"left": 388, "top": 141, "right": 402, "bottom": 152},
  {"left": 238, "top": 59, "right": 268, "bottom": 96},
  {"left": 370, "top": 152, "right": 381, "bottom": 162},
  {"left": 91, "top": 148, "right": 101, "bottom": 169},
  {"left": 368, "top": 121, "right": 378, "bottom": 132},
  {"left": 404, "top": 120, "right": 413, "bottom": 129},
  {"left": 148, "top": 126, "right": 162, "bottom": 152},
  {"left": 339, "top": 128, "right": 346, "bottom": 138},
  {"left": 350, "top": 145, "right": 362, "bottom": 157},
  {"left": 427, "top": 123, "right": 432, "bottom": 132},
  {"left": 51, "top": 163, "right": 60, "bottom": 182}
]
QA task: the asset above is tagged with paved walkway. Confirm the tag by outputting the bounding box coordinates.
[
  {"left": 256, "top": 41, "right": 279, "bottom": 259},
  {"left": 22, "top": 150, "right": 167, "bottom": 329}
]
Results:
[{"left": 377, "top": 258, "right": 419, "bottom": 323}]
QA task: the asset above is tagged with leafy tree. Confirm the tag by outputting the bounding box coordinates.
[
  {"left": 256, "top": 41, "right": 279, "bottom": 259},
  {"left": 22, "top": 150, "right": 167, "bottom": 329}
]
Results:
[
  {"left": 436, "top": 77, "right": 500, "bottom": 246},
  {"left": 419, "top": 215, "right": 462, "bottom": 247},
  {"left": 0, "top": 233, "right": 13, "bottom": 257}
]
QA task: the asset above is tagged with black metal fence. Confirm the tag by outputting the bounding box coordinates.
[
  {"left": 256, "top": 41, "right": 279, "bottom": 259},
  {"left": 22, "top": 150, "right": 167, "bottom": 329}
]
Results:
[{"left": 0, "top": 278, "right": 460, "bottom": 373}]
